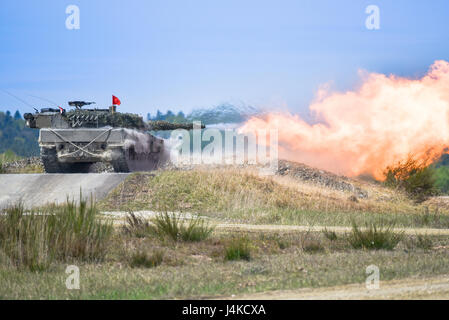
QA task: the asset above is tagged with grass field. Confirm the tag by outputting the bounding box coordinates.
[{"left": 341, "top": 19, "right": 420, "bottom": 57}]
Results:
[
  {"left": 99, "top": 169, "right": 449, "bottom": 229},
  {"left": 2, "top": 166, "right": 449, "bottom": 299},
  {"left": 1, "top": 227, "right": 449, "bottom": 299}
]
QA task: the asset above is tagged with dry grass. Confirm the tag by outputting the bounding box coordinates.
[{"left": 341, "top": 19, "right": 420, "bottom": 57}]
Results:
[
  {"left": 1, "top": 228, "right": 449, "bottom": 299},
  {"left": 99, "top": 168, "right": 449, "bottom": 228},
  {"left": 0, "top": 153, "right": 43, "bottom": 174},
  {"left": 224, "top": 236, "right": 252, "bottom": 261},
  {"left": 0, "top": 199, "right": 113, "bottom": 271}
]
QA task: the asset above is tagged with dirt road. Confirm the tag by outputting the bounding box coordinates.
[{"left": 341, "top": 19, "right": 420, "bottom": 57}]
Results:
[
  {"left": 220, "top": 275, "right": 449, "bottom": 300},
  {"left": 105, "top": 211, "right": 449, "bottom": 236},
  {"left": 215, "top": 223, "right": 449, "bottom": 236}
]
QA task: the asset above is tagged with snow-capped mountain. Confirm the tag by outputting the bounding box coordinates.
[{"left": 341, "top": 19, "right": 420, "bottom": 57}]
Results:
[{"left": 187, "top": 103, "right": 259, "bottom": 125}]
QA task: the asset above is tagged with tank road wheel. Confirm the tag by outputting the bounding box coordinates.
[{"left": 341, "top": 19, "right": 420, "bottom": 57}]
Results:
[
  {"left": 41, "top": 147, "right": 63, "bottom": 173},
  {"left": 41, "top": 147, "right": 93, "bottom": 173},
  {"left": 111, "top": 150, "right": 130, "bottom": 173}
]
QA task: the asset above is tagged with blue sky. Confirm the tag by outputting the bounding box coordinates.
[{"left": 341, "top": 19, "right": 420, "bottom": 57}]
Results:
[{"left": 1, "top": 0, "right": 449, "bottom": 117}]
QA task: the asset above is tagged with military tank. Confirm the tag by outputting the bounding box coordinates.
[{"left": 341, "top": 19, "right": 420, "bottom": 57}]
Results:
[{"left": 23, "top": 101, "right": 202, "bottom": 173}]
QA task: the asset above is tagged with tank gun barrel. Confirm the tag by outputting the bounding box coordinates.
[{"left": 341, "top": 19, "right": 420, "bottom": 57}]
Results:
[{"left": 148, "top": 120, "right": 205, "bottom": 131}]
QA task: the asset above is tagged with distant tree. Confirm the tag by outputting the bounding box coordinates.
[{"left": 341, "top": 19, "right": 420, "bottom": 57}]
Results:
[
  {"left": 14, "top": 110, "right": 22, "bottom": 120},
  {"left": 177, "top": 111, "right": 185, "bottom": 118},
  {"left": 164, "top": 110, "right": 176, "bottom": 122}
]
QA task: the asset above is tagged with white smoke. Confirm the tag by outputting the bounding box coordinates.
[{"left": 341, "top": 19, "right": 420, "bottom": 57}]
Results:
[
  {"left": 122, "top": 128, "right": 170, "bottom": 170},
  {"left": 123, "top": 129, "right": 152, "bottom": 153}
]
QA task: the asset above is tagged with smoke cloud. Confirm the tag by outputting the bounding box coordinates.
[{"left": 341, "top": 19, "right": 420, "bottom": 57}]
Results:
[{"left": 240, "top": 60, "right": 449, "bottom": 179}]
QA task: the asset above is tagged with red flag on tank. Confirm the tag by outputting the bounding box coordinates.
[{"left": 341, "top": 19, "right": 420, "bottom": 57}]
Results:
[{"left": 112, "top": 95, "right": 121, "bottom": 106}]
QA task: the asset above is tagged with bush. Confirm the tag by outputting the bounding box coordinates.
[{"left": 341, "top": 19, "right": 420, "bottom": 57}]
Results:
[
  {"left": 322, "top": 228, "right": 338, "bottom": 241},
  {"left": 434, "top": 166, "right": 449, "bottom": 194},
  {"left": 151, "top": 212, "right": 214, "bottom": 242},
  {"left": 0, "top": 204, "right": 53, "bottom": 271},
  {"left": 49, "top": 198, "right": 114, "bottom": 261},
  {"left": 347, "top": 222, "right": 403, "bottom": 250},
  {"left": 122, "top": 212, "right": 152, "bottom": 238},
  {"left": 299, "top": 230, "right": 325, "bottom": 253},
  {"left": 224, "top": 237, "right": 251, "bottom": 261},
  {"left": 406, "top": 234, "right": 433, "bottom": 251},
  {"left": 302, "top": 239, "right": 325, "bottom": 253},
  {"left": 384, "top": 156, "right": 438, "bottom": 202},
  {"left": 129, "top": 250, "right": 164, "bottom": 268},
  {"left": 0, "top": 199, "right": 113, "bottom": 271}
]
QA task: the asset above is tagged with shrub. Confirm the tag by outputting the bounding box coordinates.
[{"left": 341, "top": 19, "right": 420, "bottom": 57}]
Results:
[
  {"left": 224, "top": 237, "right": 251, "bottom": 261},
  {"left": 0, "top": 204, "right": 53, "bottom": 271},
  {"left": 323, "top": 228, "right": 338, "bottom": 241},
  {"left": 302, "top": 239, "right": 325, "bottom": 253},
  {"left": 0, "top": 199, "right": 113, "bottom": 271},
  {"left": 347, "top": 222, "right": 403, "bottom": 250},
  {"left": 384, "top": 156, "right": 437, "bottom": 202},
  {"left": 129, "top": 250, "right": 164, "bottom": 268},
  {"left": 48, "top": 198, "right": 114, "bottom": 261},
  {"left": 434, "top": 166, "right": 449, "bottom": 194},
  {"left": 151, "top": 212, "right": 214, "bottom": 242},
  {"left": 406, "top": 234, "right": 433, "bottom": 251},
  {"left": 122, "top": 212, "right": 152, "bottom": 238},
  {"left": 300, "top": 231, "right": 325, "bottom": 253}
]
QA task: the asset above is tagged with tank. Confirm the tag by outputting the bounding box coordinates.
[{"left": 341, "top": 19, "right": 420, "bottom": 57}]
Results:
[{"left": 23, "top": 101, "right": 202, "bottom": 173}]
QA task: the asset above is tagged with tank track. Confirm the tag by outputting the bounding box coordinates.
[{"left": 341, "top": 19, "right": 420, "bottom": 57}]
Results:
[
  {"left": 111, "top": 150, "right": 130, "bottom": 173},
  {"left": 41, "top": 147, "right": 93, "bottom": 173},
  {"left": 110, "top": 147, "right": 165, "bottom": 173}
]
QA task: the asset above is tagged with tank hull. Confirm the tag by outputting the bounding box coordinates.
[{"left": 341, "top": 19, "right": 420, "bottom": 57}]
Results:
[{"left": 39, "top": 128, "right": 167, "bottom": 173}]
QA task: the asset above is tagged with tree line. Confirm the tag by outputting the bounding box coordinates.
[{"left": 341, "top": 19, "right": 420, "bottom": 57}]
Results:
[{"left": 0, "top": 110, "right": 40, "bottom": 157}]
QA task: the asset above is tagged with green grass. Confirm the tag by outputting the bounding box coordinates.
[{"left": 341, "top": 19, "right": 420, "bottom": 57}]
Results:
[
  {"left": 1, "top": 242, "right": 449, "bottom": 299},
  {"left": 322, "top": 228, "right": 338, "bottom": 241},
  {"left": 415, "top": 235, "right": 434, "bottom": 250},
  {"left": 129, "top": 250, "right": 164, "bottom": 268},
  {"left": 0, "top": 198, "right": 113, "bottom": 271},
  {"left": 224, "top": 237, "right": 252, "bottom": 261},
  {"left": 151, "top": 212, "right": 214, "bottom": 242},
  {"left": 347, "top": 222, "right": 403, "bottom": 250}
]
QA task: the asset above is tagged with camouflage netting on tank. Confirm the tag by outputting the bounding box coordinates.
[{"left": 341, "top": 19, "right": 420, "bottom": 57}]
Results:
[{"left": 65, "top": 110, "right": 147, "bottom": 129}]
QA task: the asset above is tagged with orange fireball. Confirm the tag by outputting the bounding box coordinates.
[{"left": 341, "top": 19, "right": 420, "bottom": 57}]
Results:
[{"left": 240, "top": 60, "right": 449, "bottom": 180}]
